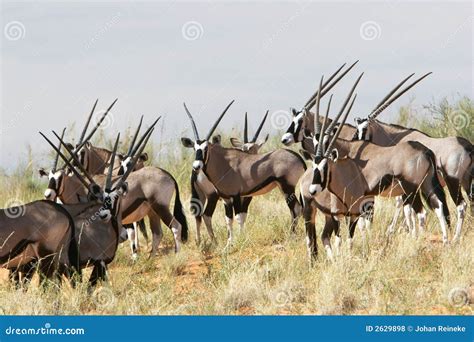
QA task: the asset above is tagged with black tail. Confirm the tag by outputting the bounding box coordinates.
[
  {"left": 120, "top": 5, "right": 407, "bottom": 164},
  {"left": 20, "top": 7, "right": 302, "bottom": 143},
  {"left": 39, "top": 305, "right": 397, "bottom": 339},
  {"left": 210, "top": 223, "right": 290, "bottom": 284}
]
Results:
[
  {"left": 422, "top": 148, "right": 451, "bottom": 228},
  {"left": 173, "top": 179, "right": 188, "bottom": 242}
]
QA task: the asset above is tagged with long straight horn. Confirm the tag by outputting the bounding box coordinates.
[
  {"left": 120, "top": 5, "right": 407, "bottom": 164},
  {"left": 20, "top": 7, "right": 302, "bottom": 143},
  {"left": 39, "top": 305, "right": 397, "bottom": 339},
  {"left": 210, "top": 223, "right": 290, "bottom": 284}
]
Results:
[
  {"left": 316, "top": 94, "right": 332, "bottom": 157},
  {"left": 183, "top": 103, "right": 200, "bottom": 140},
  {"left": 369, "top": 73, "right": 414, "bottom": 115},
  {"left": 75, "top": 98, "right": 118, "bottom": 151},
  {"left": 243, "top": 112, "right": 249, "bottom": 143},
  {"left": 52, "top": 127, "right": 66, "bottom": 172},
  {"left": 131, "top": 116, "right": 160, "bottom": 157},
  {"left": 106, "top": 133, "right": 120, "bottom": 192},
  {"left": 304, "top": 63, "right": 346, "bottom": 109},
  {"left": 78, "top": 99, "right": 98, "bottom": 145},
  {"left": 206, "top": 100, "right": 235, "bottom": 140},
  {"left": 314, "top": 76, "right": 324, "bottom": 135},
  {"left": 251, "top": 110, "right": 269, "bottom": 143},
  {"left": 369, "top": 72, "right": 432, "bottom": 120},
  {"left": 324, "top": 72, "right": 364, "bottom": 134},
  {"left": 127, "top": 115, "right": 144, "bottom": 156},
  {"left": 306, "top": 60, "right": 359, "bottom": 110},
  {"left": 116, "top": 128, "right": 154, "bottom": 189},
  {"left": 52, "top": 130, "right": 97, "bottom": 186},
  {"left": 40, "top": 132, "right": 90, "bottom": 189},
  {"left": 325, "top": 94, "right": 357, "bottom": 156}
]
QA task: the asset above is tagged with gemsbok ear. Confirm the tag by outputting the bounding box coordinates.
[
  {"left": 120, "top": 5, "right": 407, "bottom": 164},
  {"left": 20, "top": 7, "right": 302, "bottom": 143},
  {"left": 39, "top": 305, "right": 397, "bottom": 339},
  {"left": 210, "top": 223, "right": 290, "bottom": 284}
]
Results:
[
  {"left": 329, "top": 149, "right": 339, "bottom": 162},
  {"left": 291, "top": 108, "right": 298, "bottom": 116},
  {"left": 258, "top": 134, "right": 269, "bottom": 146},
  {"left": 299, "top": 149, "right": 314, "bottom": 161},
  {"left": 139, "top": 152, "right": 148, "bottom": 162},
  {"left": 211, "top": 135, "right": 221, "bottom": 144},
  {"left": 230, "top": 137, "right": 242, "bottom": 148},
  {"left": 38, "top": 168, "right": 48, "bottom": 177},
  {"left": 181, "top": 137, "right": 194, "bottom": 148}
]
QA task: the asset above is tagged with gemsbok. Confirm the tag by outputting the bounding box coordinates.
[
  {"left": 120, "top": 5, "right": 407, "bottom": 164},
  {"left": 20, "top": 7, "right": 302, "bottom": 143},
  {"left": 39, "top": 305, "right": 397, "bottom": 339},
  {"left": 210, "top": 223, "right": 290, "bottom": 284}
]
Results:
[
  {"left": 284, "top": 72, "right": 433, "bottom": 234},
  {"left": 352, "top": 73, "right": 473, "bottom": 242},
  {"left": 192, "top": 111, "right": 270, "bottom": 244},
  {"left": 41, "top": 130, "right": 151, "bottom": 286},
  {"left": 1, "top": 199, "right": 80, "bottom": 286},
  {"left": 301, "top": 85, "right": 451, "bottom": 262},
  {"left": 181, "top": 101, "right": 306, "bottom": 247},
  {"left": 41, "top": 124, "right": 188, "bottom": 258}
]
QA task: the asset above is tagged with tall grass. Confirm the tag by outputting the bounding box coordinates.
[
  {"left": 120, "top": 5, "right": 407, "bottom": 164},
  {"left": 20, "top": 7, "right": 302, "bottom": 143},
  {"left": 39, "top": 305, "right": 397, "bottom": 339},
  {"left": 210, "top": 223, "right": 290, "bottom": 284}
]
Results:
[{"left": 0, "top": 97, "right": 472, "bottom": 315}]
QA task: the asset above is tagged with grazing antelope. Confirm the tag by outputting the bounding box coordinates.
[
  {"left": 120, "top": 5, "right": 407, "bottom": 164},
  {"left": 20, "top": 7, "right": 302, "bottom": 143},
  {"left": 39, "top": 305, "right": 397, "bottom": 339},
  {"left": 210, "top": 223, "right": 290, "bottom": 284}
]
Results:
[
  {"left": 181, "top": 101, "right": 306, "bottom": 247},
  {"left": 284, "top": 72, "right": 433, "bottom": 234},
  {"left": 301, "top": 85, "right": 451, "bottom": 262},
  {"left": 41, "top": 130, "right": 149, "bottom": 286},
  {"left": 352, "top": 73, "right": 473, "bottom": 242},
  {"left": 41, "top": 124, "right": 188, "bottom": 257}
]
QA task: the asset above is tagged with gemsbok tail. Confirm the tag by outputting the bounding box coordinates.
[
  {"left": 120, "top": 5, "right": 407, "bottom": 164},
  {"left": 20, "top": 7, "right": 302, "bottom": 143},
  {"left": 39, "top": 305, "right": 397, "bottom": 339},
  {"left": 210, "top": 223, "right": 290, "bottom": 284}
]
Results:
[
  {"left": 173, "top": 179, "right": 188, "bottom": 242},
  {"left": 421, "top": 146, "right": 451, "bottom": 228}
]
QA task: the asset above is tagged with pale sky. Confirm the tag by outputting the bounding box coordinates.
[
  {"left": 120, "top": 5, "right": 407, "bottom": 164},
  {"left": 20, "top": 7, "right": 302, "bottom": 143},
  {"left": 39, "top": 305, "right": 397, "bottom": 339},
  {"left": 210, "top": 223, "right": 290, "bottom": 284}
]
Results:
[{"left": 1, "top": 0, "right": 472, "bottom": 170}]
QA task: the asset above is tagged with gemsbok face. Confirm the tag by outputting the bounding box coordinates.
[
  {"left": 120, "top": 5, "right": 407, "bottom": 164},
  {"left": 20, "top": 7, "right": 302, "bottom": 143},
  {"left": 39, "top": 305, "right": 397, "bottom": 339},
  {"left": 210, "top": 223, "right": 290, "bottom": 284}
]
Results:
[
  {"left": 307, "top": 74, "right": 358, "bottom": 196},
  {"left": 352, "top": 72, "right": 432, "bottom": 142},
  {"left": 117, "top": 116, "right": 158, "bottom": 176},
  {"left": 281, "top": 60, "right": 359, "bottom": 146},
  {"left": 281, "top": 108, "right": 305, "bottom": 146},
  {"left": 181, "top": 100, "right": 235, "bottom": 171}
]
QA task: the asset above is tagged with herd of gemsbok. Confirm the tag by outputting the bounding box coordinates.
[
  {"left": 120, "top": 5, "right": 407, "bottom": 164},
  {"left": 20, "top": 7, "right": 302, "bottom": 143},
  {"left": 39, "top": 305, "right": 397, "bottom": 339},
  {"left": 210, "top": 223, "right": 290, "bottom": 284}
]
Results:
[{"left": 0, "top": 61, "right": 472, "bottom": 288}]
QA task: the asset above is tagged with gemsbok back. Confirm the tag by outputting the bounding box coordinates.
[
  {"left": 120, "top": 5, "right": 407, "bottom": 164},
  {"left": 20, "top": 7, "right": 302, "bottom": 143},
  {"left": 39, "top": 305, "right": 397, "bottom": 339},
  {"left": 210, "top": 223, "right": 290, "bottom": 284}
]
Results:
[
  {"left": 352, "top": 73, "right": 473, "bottom": 242},
  {"left": 302, "top": 83, "right": 452, "bottom": 262}
]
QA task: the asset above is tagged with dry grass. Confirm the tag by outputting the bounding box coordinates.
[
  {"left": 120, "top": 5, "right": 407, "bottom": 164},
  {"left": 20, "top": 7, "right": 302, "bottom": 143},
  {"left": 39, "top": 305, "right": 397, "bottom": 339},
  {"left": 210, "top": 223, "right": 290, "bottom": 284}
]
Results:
[
  {"left": 0, "top": 187, "right": 472, "bottom": 315},
  {"left": 0, "top": 97, "right": 472, "bottom": 315}
]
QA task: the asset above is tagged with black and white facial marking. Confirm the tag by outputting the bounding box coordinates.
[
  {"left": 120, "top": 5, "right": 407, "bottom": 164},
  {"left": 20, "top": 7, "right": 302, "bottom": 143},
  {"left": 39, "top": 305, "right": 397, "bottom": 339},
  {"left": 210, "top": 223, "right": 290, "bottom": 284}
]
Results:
[
  {"left": 309, "top": 156, "right": 329, "bottom": 195},
  {"left": 98, "top": 184, "right": 127, "bottom": 221},
  {"left": 118, "top": 156, "right": 132, "bottom": 176},
  {"left": 281, "top": 109, "right": 304, "bottom": 146},
  {"left": 44, "top": 170, "right": 64, "bottom": 200},
  {"left": 181, "top": 137, "right": 209, "bottom": 171},
  {"left": 192, "top": 140, "right": 208, "bottom": 170},
  {"left": 354, "top": 117, "right": 369, "bottom": 140}
]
